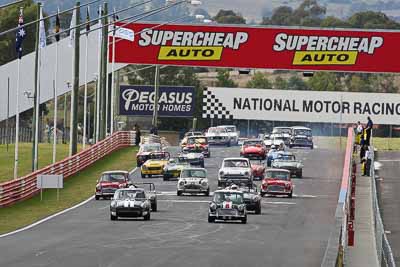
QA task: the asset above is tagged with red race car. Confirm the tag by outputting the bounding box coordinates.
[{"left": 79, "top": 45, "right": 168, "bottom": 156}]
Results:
[
  {"left": 251, "top": 162, "right": 265, "bottom": 180},
  {"left": 136, "top": 143, "right": 162, "bottom": 167},
  {"left": 95, "top": 170, "right": 130, "bottom": 200},
  {"left": 240, "top": 139, "right": 267, "bottom": 160},
  {"left": 182, "top": 136, "right": 210, "bottom": 158},
  {"left": 260, "top": 169, "right": 293, "bottom": 198}
]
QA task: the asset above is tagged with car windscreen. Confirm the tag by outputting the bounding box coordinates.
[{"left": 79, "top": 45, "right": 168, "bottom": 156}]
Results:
[
  {"left": 273, "top": 128, "right": 291, "bottom": 134},
  {"left": 208, "top": 127, "right": 225, "bottom": 134},
  {"left": 223, "top": 127, "right": 236, "bottom": 133},
  {"left": 213, "top": 192, "right": 243, "bottom": 204},
  {"left": 294, "top": 129, "right": 312, "bottom": 136},
  {"left": 265, "top": 171, "right": 289, "bottom": 180},
  {"left": 278, "top": 155, "right": 296, "bottom": 161},
  {"left": 243, "top": 140, "right": 263, "bottom": 146},
  {"left": 188, "top": 137, "right": 207, "bottom": 144},
  {"left": 100, "top": 173, "right": 126, "bottom": 182},
  {"left": 115, "top": 190, "right": 145, "bottom": 200},
  {"left": 181, "top": 169, "right": 206, "bottom": 178},
  {"left": 223, "top": 160, "right": 249, "bottom": 168},
  {"left": 142, "top": 144, "right": 161, "bottom": 152}
]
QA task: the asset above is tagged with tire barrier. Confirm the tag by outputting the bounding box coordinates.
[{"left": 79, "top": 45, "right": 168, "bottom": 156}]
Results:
[{"left": 0, "top": 131, "right": 136, "bottom": 208}]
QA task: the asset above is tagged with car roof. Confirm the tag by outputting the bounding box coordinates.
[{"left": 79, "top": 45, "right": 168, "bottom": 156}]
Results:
[
  {"left": 266, "top": 168, "right": 291, "bottom": 173},
  {"left": 292, "top": 126, "right": 311, "bottom": 130},
  {"left": 102, "top": 170, "right": 129, "bottom": 174},
  {"left": 223, "top": 157, "right": 249, "bottom": 161}
]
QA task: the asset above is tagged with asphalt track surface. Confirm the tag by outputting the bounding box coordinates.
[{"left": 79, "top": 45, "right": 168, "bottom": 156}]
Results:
[
  {"left": 0, "top": 145, "right": 344, "bottom": 267},
  {"left": 377, "top": 151, "right": 400, "bottom": 265}
]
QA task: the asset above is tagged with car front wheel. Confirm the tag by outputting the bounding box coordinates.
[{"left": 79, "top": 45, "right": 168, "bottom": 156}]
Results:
[
  {"left": 143, "top": 211, "right": 151, "bottom": 221},
  {"left": 141, "top": 173, "right": 146, "bottom": 178},
  {"left": 151, "top": 202, "right": 157, "bottom": 212},
  {"left": 255, "top": 203, "right": 261, "bottom": 214},
  {"left": 205, "top": 188, "right": 210, "bottom": 196},
  {"left": 241, "top": 216, "right": 247, "bottom": 224},
  {"left": 110, "top": 214, "right": 117, "bottom": 221},
  {"left": 288, "top": 191, "right": 293, "bottom": 198},
  {"left": 177, "top": 190, "right": 182, "bottom": 196},
  {"left": 208, "top": 215, "right": 215, "bottom": 223},
  {"left": 95, "top": 195, "right": 100, "bottom": 200}
]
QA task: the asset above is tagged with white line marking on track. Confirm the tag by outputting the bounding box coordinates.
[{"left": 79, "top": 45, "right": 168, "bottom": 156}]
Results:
[
  {"left": 263, "top": 201, "right": 296, "bottom": 205},
  {"left": 129, "top": 167, "right": 138, "bottom": 175},
  {"left": 379, "top": 159, "right": 400, "bottom": 162},
  {"left": 0, "top": 195, "right": 95, "bottom": 238}
]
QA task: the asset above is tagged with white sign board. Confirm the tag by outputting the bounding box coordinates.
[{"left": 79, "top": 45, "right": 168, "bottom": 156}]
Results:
[
  {"left": 203, "top": 87, "right": 400, "bottom": 125},
  {"left": 37, "top": 175, "right": 64, "bottom": 189}
]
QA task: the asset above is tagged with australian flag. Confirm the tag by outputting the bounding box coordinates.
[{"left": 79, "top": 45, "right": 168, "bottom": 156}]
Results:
[{"left": 15, "top": 9, "right": 26, "bottom": 59}]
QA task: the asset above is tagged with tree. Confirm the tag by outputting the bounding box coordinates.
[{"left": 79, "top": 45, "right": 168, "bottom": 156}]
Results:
[
  {"left": 0, "top": 0, "right": 39, "bottom": 65},
  {"left": 216, "top": 69, "right": 237, "bottom": 88},
  {"left": 274, "top": 76, "right": 288, "bottom": 89},
  {"left": 262, "top": 6, "right": 293, "bottom": 25},
  {"left": 346, "top": 75, "right": 372, "bottom": 92},
  {"left": 320, "top": 16, "right": 350, "bottom": 28},
  {"left": 287, "top": 75, "right": 308, "bottom": 90},
  {"left": 308, "top": 72, "right": 341, "bottom": 91},
  {"left": 369, "top": 74, "right": 399, "bottom": 93},
  {"left": 246, "top": 72, "right": 272, "bottom": 89},
  {"left": 213, "top": 10, "right": 246, "bottom": 24},
  {"left": 347, "top": 11, "right": 400, "bottom": 29}
]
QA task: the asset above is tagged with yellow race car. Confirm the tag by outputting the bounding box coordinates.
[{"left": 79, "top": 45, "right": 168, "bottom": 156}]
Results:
[{"left": 141, "top": 152, "right": 171, "bottom": 178}]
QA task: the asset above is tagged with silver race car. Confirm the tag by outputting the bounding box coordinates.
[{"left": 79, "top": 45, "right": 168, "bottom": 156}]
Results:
[
  {"left": 110, "top": 188, "right": 151, "bottom": 221},
  {"left": 208, "top": 189, "right": 247, "bottom": 224},
  {"left": 177, "top": 168, "right": 209, "bottom": 196},
  {"left": 271, "top": 152, "right": 304, "bottom": 178}
]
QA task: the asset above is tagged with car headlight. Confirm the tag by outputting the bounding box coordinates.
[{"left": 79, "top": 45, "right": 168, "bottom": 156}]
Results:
[
  {"left": 219, "top": 171, "right": 224, "bottom": 176},
  {"left": 96, "top": 184, "right": 101, "bottom": 190},
  {"left": 118, "top": 184, "right": 125, "bottom": 189},
  {"left": 142, "top": 165, "right": 148, "bottom": 170},
  {"left": 244, "top": 171, "right": 249, "bottom": 176},
  {"left": 209, "top": 202, "right": 217, "bottom": 211},
  {"left": 179, "top": 181, "right": 185, "bottom": 186},
  {"left": 141, "top": 202, "right": 148, "bottom": 209},
  {"left": 201, "top": 180, "right": 208, "bottom": 186},
  {"left": 307, "top": 136, "right": 312, "bottom": 141},
  {"left": 238, "top": 204, "right": 245, "bottom": 211}
]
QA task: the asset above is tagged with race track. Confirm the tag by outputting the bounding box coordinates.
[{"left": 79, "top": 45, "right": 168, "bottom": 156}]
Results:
[{"left": 0, "top": 145, "right": 344, "bottom": 267}]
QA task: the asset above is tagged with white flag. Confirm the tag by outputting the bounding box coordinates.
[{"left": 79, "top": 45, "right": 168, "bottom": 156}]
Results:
[
  {"left": 114, "top": 27, "right": 135, "bottom": 42},
  {"left": 68, "top": 9, "right": 76, "bottom": 47},
  {"left": 39, "top": 6, "right": 46, "bottom": 48}
]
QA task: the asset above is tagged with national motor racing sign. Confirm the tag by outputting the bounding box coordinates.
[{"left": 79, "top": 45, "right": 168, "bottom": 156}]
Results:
[
  {"left": 203, "top": 87, "right": 400, "bottom": 125},
  {"left": 111, "top": 22, "right": 400, "bottom": 73},
  {"left": 120, "top": 85, "right": 195, "bottom": 117}
]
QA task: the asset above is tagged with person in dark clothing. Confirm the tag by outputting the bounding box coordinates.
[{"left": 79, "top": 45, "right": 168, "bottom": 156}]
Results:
[
  {"left": 365, "top": 117, "right": 373, "bottom": 146},
  {"left": 150, "top": 125, "right": 158, "bottom": 135},
  {"left": 360, "top": 144, "right": 367, "bottom": 164},
  {"left": 134, "top": 124, "right": 141, "bottom": 146}
]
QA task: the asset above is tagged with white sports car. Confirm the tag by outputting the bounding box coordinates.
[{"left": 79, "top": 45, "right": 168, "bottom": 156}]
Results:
[
  {"left": 177, "top": 168, "right": 209, "bottom": 196},
  {"left": 218, "top": 158, "right": 253, "bottom": 187}
]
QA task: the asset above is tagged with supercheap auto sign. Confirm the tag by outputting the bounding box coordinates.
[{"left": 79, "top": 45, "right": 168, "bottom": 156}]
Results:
[
  {"left": 119, "top": 85, "right": 195, "bottom": 117},
  {"left": 112, "top": 22, "right": 400, "bottom": 73}
]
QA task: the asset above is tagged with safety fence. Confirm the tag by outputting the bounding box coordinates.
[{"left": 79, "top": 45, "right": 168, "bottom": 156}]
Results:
[
  {"left": 371, "top": 149, "right": 396, "bottom": 267},
  {"left": 0, "top": 131, "right": 136, "bottom": 208},
  {"left": 321, "top": 127, "right": 355, "bottom": 267}
]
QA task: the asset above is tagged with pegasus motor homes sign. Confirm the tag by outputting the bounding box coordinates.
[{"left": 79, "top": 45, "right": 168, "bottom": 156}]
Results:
[
  {"left": 120, "top": 85, "right": 195, "bottom": 117},
  {"left": 111, "top": 22, "right": 400, "bottom": 73},
  {"left": 203, "top": 87, "right": 400, "bottom": 125}
]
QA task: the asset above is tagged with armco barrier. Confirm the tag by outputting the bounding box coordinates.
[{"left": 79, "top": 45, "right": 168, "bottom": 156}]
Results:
[
  {"left": 371, "top": 149, "right": 396, "bottom": 267},
  {"left": 0, "top": 131, "right": 136, "bottom": 208},
  {"left": 321, "top": 128, "right": 354, "bottom": 267}
]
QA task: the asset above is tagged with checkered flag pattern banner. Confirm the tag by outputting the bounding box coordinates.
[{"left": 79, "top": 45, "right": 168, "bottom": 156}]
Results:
[{"left": 202, "top": 88, "right": 234, "bottom": 120}]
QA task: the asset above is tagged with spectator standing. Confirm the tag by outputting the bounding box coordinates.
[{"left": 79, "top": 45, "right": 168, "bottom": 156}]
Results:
[
  {"left": 134, "top": 124, "right": 141, "bottom": 146},
  {"left": 365, "top": 117, "right": 373, "bottom": 146},
  {"left": 360, "top": 144, "right": 367, "bottom": 163},
  {"left": 150, "top": 125, "right": 158, "bottom": 135},
  {"left": 363, "top": 146, "right": 372, "bottom": 176}
]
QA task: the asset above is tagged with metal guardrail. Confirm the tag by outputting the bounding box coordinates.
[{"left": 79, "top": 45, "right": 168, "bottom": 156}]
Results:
[
  {"left": 371, "top": 149, "right": 396, "bottom": 267},
  {"left": 321, "top": 127, "right": 355, "bottom": 267},
  {"left": 0, "top": 131, "right": 136, "bottom": 208}
]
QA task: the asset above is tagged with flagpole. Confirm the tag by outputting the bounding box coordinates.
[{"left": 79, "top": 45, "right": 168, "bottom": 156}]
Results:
[
  {"left": 34, "top": 40, "right": 41, "bottom": 170},
  {"left": 110, "top": 11, "right": 116, "bottom": 135},
  {"left": 53, "top": 40, "right": 58, "bottom": 163},
  {"left": 83, "top": 32, "right": 89, "bottom": 148},
  {"left": 95, "top": 5, "right": 102, "bottom": 143},
  {"left": 105, "top": 34, "right": 109, "bottom": 137},
  {"left": 14, "top": 58, "right": 21, "bottom": 179}
]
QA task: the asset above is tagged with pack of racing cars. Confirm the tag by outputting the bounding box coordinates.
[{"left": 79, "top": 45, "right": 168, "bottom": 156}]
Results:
[{"left": 96, "top": 126, "right": 311, "bottom": 223}]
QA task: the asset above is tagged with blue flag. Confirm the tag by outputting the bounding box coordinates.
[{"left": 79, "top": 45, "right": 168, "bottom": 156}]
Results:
[{"left": 15, "top": 9, "right": 26, "bottom": 59}]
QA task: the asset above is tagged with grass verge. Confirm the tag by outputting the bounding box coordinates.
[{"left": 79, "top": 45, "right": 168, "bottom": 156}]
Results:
[
  {"left": 0, "top": 146, "right": 137, "bottom": 235},
  {"left": 0, "top": 143, "right": 82, "bottom": 183}
]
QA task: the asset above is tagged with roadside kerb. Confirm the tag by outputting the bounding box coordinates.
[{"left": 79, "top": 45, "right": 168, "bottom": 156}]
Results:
[{"left": 0, "top": 131, "right": 136, "bottom": 208}]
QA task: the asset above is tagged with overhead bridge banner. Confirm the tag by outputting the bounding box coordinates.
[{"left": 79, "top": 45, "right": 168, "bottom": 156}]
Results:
[
  {"left": 119, "top": 85, "right": 195, "bottom": 117},
  {"left": 112, "top": 22, "right": 400, "bottom": 73},
  {"left": 203, "top": 87, "right": 400, "bottom": 125}
]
